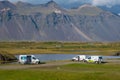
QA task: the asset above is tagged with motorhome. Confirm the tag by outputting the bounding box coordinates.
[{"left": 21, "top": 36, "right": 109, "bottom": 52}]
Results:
[
  {"left": 85, "top": 56, "right": 103, "bottom": 64},
  {"left": 19, "top": 55, "right": 40, "bottom": 64},
  {"left": 72, "top": 55, "right": 86, "bottom": 61}
]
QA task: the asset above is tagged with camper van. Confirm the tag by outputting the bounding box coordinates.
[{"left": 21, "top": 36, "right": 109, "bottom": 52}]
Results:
[
  {"left": 85, "top": 56, "right": 103, "bottom": 64},
  {"left": 72, "top": 55, "right": 86, "bottom": 61},
  {"left": 19, "top": 55, "right": 40, "bottom": 64}
]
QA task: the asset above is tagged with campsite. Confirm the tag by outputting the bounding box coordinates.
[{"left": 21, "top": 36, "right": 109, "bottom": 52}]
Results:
[
  {"left": 0, "top": 42, "right": 120, "bottom": 80},
  {"left": 0, "top": 0, "right": 120, "bottom": 79}
]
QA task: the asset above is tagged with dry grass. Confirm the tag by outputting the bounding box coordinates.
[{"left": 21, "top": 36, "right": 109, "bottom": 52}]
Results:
[{"left": 0, "top": 42, "right": 120, "bottom": 55}]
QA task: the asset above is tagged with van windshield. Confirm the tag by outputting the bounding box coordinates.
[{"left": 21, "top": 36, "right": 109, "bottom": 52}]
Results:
[{"left": 33, "top": 57, "right": 36, "bottom": 60}]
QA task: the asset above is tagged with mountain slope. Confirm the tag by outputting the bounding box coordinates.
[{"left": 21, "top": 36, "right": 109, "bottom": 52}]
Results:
[
  {"left": 15, "top": 0, "right": 66, "bottom": 15},
  {"left": 0, "top": 1, "right": 120, "bottom": 41},
  {"left": 0, "top": 1, "right": 16, "bottom": 10}
]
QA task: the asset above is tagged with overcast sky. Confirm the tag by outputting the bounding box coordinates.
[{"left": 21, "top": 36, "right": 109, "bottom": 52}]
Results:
[{"left": 1, "top": 0, "right": 120, "bottom": 7}]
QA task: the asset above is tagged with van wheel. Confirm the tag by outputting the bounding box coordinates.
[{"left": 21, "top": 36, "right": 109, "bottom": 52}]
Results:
[
  {"left": 36, "top": 61, "right": 40, "bottom": 64},
  {"left": 38, "top": 61, "right": 40, "bottom": 64},
  {"left": 84, "top": 60, "right": 87, "bottom": 63},
  {"left": 83, "top": 60, "right": 85, "bottom": 63},
  {"left": 95, "top": 61, "right": 98, "bottom": 64},
  {"left": 35, "top": 62, "right": 38, "bottom": 64}
]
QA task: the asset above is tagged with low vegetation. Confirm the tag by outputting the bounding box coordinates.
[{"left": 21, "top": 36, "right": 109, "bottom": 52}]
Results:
[
  {"left": 0, "top": 51, "right": 17, "bottom": 63},
  {"left": 0, "top": 63, "right": 120, "bottom": 80},
  {"left": 0, "top": 42, "right": 120, "bottom": 80},
  {"left": 0, "top": 42, "right": 120, "bottom": 55}
]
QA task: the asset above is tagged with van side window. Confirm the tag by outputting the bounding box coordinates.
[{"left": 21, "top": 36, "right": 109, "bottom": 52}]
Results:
[
  {"left": 88, "top": 57, "right": 91, "bottom": 59},
  {"left": 21, "top": 57, "right": 26, "bottom": 60},
  {"left": 21, "top": 57, "right": 23, "bottom": 59},
  {"left": 99, "top": 57, "right": 102, "bottom": 59}
]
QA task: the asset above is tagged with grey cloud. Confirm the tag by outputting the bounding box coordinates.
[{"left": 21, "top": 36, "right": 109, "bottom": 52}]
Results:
[
  {"left": 92, "top": 0, "right": 120, "bottom": 6},
  {"left": 1, "top": 0, "right": 120, "bottom": 7}
]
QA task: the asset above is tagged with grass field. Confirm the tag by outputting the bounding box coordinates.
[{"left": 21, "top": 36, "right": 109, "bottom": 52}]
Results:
[
  {"left": 0, "top": 42, "right": 120, "bottom": 55},
  {"left": 0, "top": 42, "right": 120, "bottom": 80},
  {"left": 0, "top": 63, "right": 120, "bottom": 80}
]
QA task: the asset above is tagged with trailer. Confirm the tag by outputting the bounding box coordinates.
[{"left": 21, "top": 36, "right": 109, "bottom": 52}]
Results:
[{"left": 19, "top": 55, "right": 40, "bottom": 64}]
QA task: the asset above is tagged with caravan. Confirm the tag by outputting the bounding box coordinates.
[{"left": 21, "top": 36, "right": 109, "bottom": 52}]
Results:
[{"left": 19, "top": 55, "right": 40, "bottom": 64}]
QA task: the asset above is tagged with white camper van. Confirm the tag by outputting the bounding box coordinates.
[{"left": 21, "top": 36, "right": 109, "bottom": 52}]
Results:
[
  {"left": 85, "top": 56, "right": 103, "bottom": 64},
  {"left": 72, "top": 55, "right": 86, "bottom": 61},
  {"left": 19, "top": 55, "right": 40, "bottom": 64}
]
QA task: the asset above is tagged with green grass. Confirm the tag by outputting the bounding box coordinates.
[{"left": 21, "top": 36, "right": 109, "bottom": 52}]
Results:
[
  {"left": 0, "top": 42, "right": 120, "bottom": 80},
  {"left": 0, "top": 63, "right": 120, "bottom": 80}
]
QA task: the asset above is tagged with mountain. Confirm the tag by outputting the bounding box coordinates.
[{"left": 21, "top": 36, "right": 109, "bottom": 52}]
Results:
[
  {"left": 69, "top": 4, "right": 103, "bottom": 16},
  {"left": 0, "top": 1, "right": 120, "bottom": 42},
  {"left": 15, "top": 0, "right": 66, "bottom": 15},
  {"left": 16, "top": 1, "right": 33, "bottom": 6},
  {"left": 60, "top": 2, "right": 120, "bottom": 15},
  {"left": 0, "top": 1, "right": 16, "bottom": 10}
]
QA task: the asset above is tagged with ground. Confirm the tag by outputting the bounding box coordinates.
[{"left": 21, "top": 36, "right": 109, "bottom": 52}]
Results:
[
  {"left": 0, "top": 59, "right": 120, "bottom": 70},
  {"left": 0, "top": 60, "right": 120, "bottom": 80},
  {"left": 0, "top": 42, "right": 120, "bottom": 80}
]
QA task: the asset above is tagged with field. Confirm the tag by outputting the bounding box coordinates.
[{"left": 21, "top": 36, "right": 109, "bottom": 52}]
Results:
[
  {"left": 0, "top": 42, "right": 120, "bottom": 80},
  {"left": 0, "top": 62, "right": 120, "bottom": 80},
  {"left": 0, "top": 42, "right": 120, "bottom": 55}
]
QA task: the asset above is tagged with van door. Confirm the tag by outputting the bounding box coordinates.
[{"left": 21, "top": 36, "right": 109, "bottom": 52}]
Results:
[
  {"left": 98, "top": 57, "right": 103, "bottom": 63},
  {"left": 20, "top": 56, "right": 27, "bottom": 64},
  {"left": 87, "top": 57, "right": 94, "bottom": 62},
  {"left": 32, "top": 57, "right": 37, "bottom": 64},
  {"left": 26, "top": 56, "right": 31, "bottom": 64}
]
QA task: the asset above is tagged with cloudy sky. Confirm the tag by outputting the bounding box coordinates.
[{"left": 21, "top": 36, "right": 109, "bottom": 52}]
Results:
[{"left": 1, "top": 0, "right": 120, "bottom": 7}]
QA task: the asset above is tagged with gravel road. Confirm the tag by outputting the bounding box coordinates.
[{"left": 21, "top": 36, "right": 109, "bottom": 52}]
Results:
[
  {"left": 0, "top": 60, "right": 120, "bottom": 70},
  {"left": 0, "top": 61, "right": 76, "bottom": 70}
]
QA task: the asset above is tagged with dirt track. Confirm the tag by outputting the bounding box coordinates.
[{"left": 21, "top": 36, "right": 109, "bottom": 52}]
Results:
[
  {"left": 0, "top": 60, "right": 120, "bottom": 70},
  {"left": 0, "top": 61, "right": 76, "bottom": 70}
]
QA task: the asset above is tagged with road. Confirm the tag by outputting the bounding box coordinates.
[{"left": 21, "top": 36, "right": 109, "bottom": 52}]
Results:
[
  {"left": 0, "top": 60, "right": 120, "bottom": 70},
  {"left": 0, "top": 61, "right": 76, "bottom": 70}
]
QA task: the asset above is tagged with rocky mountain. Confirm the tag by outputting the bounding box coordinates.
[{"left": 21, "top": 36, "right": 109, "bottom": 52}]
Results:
[
  {"left": 0, "top": 0, "right": 16, "bottom": 10},
  {"left": 0, "top": 1, "right": 120, "bottom": 42}
]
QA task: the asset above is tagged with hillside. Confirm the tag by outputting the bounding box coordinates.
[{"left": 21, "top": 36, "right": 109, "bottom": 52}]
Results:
[{"left": 0, "top": 1, "right": 120, "bottom": 41}]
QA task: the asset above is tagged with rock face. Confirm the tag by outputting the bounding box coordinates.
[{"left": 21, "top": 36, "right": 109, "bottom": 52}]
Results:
[
  {"left": 0, "top": 1, "right": 16, "bottom": 10},
  {"left": 0, "top": 1, "right": 120, "bottom": 42}
]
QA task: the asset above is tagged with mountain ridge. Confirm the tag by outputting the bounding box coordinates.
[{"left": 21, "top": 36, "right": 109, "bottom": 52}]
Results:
[
  {"left": 0, "top": 1, "right": 120, "bottom": 42},
  {"left": 0, "top": 0, "right": 16, "bottom": 10}
]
